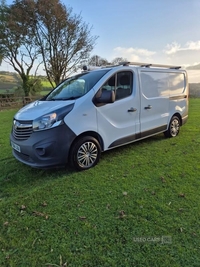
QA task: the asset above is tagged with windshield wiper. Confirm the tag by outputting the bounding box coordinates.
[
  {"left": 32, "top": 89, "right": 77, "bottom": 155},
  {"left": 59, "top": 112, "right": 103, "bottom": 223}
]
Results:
[{"left": 49, "top": 96, "right": 81, "bottom": 101}]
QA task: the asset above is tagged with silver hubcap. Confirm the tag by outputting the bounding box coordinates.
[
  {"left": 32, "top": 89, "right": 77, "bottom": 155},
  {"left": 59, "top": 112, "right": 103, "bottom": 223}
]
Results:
[
  {"left": 170, "top": 119, "right": 180, "bottom": 136},
  {"left": 77, "top": 142, "right": 98, "bottom": 168}
]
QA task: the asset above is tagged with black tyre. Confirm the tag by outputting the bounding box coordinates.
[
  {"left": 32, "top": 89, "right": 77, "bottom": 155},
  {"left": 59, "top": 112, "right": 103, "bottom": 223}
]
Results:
[
  {"left": 164, "top": 116, "right": 181, "bottom": 138},
  {"left": 70, "top": 136, "right": 101, "bottom": 171}
]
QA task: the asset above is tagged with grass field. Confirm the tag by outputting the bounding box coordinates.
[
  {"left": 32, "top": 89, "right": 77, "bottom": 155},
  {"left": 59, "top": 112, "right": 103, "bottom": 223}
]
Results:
[{"left": 0, "top": 99, "right": 200, "bottom": 266}]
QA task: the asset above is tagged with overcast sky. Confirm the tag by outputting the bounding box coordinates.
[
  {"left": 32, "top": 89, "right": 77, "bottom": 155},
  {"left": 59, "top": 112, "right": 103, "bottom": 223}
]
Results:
[{"left": 1, "top": 0, "right": 200, "bottom": 74}]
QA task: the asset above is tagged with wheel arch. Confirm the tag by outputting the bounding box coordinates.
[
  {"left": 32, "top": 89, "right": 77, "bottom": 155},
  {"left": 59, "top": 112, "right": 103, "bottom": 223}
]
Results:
[
  {"left": 171, "top": 112, "right": 182, "bottom": 126},
  {"left": 69, "top": 131, "right": 104, "bottom": 159}
]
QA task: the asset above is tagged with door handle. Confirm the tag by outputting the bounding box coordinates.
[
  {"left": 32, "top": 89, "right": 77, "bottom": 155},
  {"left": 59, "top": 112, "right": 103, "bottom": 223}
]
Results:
[
  {"left": 128, "top": 107, "right": 137, "bottom": 112},
  {"left": 144, "top": 105, "right": 152, "bottom": 110}
]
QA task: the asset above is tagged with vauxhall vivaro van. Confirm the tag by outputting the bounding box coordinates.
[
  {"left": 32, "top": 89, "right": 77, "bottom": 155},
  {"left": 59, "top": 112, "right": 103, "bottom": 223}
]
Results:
[{"left": 10, "top": 62, "right": 189, "bottom": 170}]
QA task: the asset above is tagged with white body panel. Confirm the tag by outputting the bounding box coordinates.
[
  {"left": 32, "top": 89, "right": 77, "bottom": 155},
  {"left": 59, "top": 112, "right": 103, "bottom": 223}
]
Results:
[
  {"left": 64, "top": 90, "right": 98, "bottom": 134},
  {"left": 95, "top": 70, "right": 140, "bottom": 149}
]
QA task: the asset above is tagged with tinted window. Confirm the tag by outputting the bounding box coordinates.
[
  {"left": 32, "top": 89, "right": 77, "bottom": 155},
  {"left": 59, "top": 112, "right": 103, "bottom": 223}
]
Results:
[{"left": 101, "top": 71, "right": 133, "bottom": 100}]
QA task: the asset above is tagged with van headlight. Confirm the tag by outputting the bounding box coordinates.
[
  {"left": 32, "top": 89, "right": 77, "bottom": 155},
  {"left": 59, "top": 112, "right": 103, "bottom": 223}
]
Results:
[
  {"left": 32, "top": 103, "right": 74, "bottom": 131},
  {"left": 33, "top": 113, "right": 61, "bottom": 131}
]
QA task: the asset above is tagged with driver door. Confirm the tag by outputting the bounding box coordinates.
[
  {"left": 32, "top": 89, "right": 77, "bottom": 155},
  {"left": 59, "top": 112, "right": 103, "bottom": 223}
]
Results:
[{"left": 95, "top": 71, "right": 139, "bottom": 150}]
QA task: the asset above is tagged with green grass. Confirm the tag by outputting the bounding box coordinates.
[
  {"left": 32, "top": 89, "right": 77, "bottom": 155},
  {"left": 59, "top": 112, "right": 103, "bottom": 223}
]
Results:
[
  {"left": 0, "top": 99, "right": 200, "bottom": 266},
  {"left": 41, "top": 80, "right": 54, "bottom": 88}
]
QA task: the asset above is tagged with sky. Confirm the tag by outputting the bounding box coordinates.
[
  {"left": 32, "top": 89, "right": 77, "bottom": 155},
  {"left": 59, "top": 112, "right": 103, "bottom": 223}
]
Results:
[{"left": 1, "top": 0, "right": 200, "bottom": 76}]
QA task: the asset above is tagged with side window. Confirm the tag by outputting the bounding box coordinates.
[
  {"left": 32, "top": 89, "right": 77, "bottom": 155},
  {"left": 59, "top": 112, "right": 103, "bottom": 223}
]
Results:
[
  {"left": 101, "top": 71, "right": 133, "bottom": 100},
  {"left": 102, "top": 75, "right": 115, "bottom": 91},
  {"left": 116, "top": 71, "right": 133, "bottom": 100}
]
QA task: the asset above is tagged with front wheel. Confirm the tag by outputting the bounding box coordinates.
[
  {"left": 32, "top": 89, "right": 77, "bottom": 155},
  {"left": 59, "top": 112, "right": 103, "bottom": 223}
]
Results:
[
  {"left": 164, "top": 116, "right": 181, "bottom": 138},
  {"left": 70, "top": 136, "right": 101, "bottom": 171}
]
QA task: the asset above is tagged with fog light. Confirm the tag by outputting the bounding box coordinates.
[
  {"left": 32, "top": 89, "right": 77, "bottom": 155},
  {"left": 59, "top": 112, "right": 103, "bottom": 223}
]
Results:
[{"left": 36, "top": 148, "right": 46, "bottom": 156}]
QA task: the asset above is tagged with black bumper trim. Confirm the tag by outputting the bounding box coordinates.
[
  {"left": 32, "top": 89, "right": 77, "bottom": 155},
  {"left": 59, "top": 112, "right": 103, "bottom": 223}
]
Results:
[{"left": 10, "top": 123, "right": 76, "bottom": 168}]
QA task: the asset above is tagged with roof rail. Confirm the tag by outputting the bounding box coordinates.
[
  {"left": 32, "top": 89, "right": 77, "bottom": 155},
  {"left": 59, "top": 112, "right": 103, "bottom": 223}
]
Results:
[{"left": 118, "top": 61, "right": 181, "bottom": 69}]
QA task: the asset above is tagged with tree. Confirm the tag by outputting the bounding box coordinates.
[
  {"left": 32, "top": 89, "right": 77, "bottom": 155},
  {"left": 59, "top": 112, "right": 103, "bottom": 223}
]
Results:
[
  {"left": 111, "top": 57, "right": 127, "bottom": 65},
  {"left": 88, "top": 55, "right": 109, "bottom": 67},
  {"left": 86, "top": 56, "right": 128, "bottom": 68},
  {"left": 0, "top": 0, "right": 41, "bottom": 96},
  {"left": 15, "top": 77, "right": 43, "bottom": 97},
  {"left": 33, "top": 0, "right": 97, "bottom": 86},
  {"left": 0, "top": 0, "right": 6, "bottom": 65},
  {"left": 0, "top": 48, "right": 3, "bottom": 65},
  {"left": 0, "top": 0, "right": 97, "bottom": 93}
]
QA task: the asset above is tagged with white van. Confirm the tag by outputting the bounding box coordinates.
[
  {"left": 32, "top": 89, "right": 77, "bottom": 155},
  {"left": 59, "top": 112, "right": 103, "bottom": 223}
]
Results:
[{"left": 10, "top": 62, "right": 189, "bottom": 170}]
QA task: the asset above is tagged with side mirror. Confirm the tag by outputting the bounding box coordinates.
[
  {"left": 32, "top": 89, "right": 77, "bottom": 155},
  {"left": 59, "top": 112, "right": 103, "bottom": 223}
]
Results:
[{"left": 95, "top": 89, "right": 115, "bottom": 104}]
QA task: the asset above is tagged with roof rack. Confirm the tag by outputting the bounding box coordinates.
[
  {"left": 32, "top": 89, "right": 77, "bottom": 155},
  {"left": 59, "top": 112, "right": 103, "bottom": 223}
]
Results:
[{"left": 118, "top": 61, "right": 181, "bottom": 69}]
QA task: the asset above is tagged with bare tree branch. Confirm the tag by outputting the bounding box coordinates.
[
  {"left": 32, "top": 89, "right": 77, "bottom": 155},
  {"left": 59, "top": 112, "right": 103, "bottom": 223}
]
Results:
[{"left": 0, "top": 0, "right": 41, "bottom": 95}]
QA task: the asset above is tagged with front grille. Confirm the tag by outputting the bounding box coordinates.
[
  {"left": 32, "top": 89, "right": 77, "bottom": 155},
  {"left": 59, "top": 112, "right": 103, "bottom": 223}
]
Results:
[{"left": 13, "top": 120, "right": 33, "bottom": 140}]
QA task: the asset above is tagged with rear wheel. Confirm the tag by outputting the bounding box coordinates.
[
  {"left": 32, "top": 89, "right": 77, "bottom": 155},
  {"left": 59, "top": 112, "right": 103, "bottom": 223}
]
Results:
[
  {"left": 70, "top": 136, "right": 101, "bottom": 171},
  {"left": 164, "top": 116, "right": 180, "bottom": 138}
]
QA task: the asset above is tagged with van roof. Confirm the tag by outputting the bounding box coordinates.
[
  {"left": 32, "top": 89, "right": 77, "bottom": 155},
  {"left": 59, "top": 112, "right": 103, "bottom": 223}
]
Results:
[
  {"left": 83, "top": 61, "right": 181, "bottom": 72},
  {"left": 82, "top": 62, "right": 182, "bottom": 72}
]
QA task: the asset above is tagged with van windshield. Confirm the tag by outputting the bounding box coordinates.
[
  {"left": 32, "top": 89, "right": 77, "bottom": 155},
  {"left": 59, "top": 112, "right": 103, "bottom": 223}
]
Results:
[{"left": 45, "top": 69, "right": 109, "bottom": 101}]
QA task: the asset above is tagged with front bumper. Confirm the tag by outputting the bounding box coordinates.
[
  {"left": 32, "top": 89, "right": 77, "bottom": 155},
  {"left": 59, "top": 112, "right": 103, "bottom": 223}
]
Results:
[{"left": 10, "top": 123, "right": 76, "bottom": 168}]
